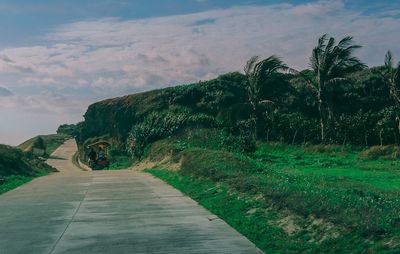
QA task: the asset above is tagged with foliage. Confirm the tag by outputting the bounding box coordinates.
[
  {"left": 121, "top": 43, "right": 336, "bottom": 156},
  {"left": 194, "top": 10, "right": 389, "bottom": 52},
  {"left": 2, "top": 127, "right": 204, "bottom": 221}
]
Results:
[
  {"left": 307, "top": 34, "right": 366, "bottom": 143},
  {"left": 126, "top": 108, "right": 219, "bottom": 158},
  {"left": 57, "top": 123, "right": 81, "bottom": 137},
  {"left": 32, "top": 136, "right": 46, "bottom": 150},
  {"left": 359, "top": 145, "right": 400, "bottom": 160},
  {"left": 107, "top": 147, "right": 132, "bottom": 170},
  {"left": 78, "top": 34, "right": 400, "bottom": 156},
  {"left": 244, "top": 55, "right": 288, "bottom": 138}
]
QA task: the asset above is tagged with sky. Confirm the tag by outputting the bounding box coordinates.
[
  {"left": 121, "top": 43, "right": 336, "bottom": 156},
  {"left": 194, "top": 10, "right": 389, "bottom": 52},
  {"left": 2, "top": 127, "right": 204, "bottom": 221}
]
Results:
[{"left": 0, "top": 0, "right": 400, "bottom": 145}]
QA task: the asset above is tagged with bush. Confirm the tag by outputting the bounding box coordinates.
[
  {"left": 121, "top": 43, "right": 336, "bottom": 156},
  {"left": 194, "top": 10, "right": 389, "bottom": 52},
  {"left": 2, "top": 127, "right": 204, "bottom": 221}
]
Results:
[
  {"left": 175, "top": 128, "right": 255, "bottom": 153},
  {"left": 126, "top": 108, "right": 219, "bottom": 158},
  {"left": 359, "top": 145, "right": 400, "bottom": 160},
  {"left": 57, "top": 123, "right": 81, "bottom": 137}
]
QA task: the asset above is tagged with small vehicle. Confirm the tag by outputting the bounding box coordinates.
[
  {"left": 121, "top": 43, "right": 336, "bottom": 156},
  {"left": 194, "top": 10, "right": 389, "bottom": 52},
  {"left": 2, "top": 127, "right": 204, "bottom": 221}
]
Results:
[{"left": 86, "top": 141, "right": 111, "bottom": 170}]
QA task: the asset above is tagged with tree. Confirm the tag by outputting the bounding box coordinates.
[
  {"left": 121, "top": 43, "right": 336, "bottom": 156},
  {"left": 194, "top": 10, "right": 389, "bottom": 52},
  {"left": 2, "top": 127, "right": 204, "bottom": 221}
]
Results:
[
  {"left": 307, "top": 34, "right": 366, "bottom": 143},
  {"left": 244, "top": 55, "right": 288, "bottom": 139},
  {"left": 381, "top": 51, "right": 400, "bottom": 140}
]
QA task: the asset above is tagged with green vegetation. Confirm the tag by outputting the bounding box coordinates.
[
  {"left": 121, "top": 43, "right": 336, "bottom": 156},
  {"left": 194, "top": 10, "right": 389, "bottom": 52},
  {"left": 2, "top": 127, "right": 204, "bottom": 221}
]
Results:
[
  {"left": 107, "top": 147, "right": 132, "bottom": 170},
  {"left": 75, "top": 34, "right": 400, "bottom": 252},
  {"left": 0, "top": 145, "right": 56, "bottom": 194},
  {"left": 77, "top": 35, "right": 400, "bottom": 151},
  {"left": 0, "top": 175, "right": 36, "bottom": 195},
  {"left": 145, "top": 133, "right": 400, "bottom": 253},
  {"left": 57, "top": 123, "right": 82, "bottom": 137},
  {"left": 18, "top": 133, "right": 70, "bottom": 157}
]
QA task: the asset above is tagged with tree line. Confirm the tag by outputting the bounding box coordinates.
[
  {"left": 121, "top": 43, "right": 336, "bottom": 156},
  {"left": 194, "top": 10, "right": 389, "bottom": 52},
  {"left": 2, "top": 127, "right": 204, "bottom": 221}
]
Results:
[{"left": 244, "top": 34, "right": 400, "bottom": 145}]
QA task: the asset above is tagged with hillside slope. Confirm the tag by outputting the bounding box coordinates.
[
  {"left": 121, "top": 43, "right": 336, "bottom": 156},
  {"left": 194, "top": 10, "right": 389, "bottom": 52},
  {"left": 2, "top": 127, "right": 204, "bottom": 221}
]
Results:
[
  {"left": 78, "top": 72, "right": 247, "bottom": 146},
  {"left": 18, "top": 134, "right": 70, "bottom": 156},
  {"left": 0, "top": 144, "right": 56, "bottom": 194}
]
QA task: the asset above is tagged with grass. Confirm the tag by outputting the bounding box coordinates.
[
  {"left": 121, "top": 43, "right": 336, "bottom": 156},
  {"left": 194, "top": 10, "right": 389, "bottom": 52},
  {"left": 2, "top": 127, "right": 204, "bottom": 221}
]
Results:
[
  {"left": 0, "top": 175, "right": 35, "bottom": 195},
  {"left": 18, "top": 134, "right": 70, "bottom": 157},
  {"left": 0, "top": 173, "right": 49, "bottom": 195},
  {"left": 145, "top": 138, "right": 400, "bottom": 253}
]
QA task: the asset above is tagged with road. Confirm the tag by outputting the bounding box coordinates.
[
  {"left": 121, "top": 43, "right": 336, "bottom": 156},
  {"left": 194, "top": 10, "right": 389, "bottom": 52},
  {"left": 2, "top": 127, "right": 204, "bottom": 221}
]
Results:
[{"left": 0, "top": 139, "right": 262, "bottom": 254}]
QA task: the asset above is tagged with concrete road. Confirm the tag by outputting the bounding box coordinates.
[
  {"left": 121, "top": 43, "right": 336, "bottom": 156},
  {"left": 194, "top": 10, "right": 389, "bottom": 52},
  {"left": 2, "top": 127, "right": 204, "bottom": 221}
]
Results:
[{"left": 0, "top": 140, "right": 262, "bottom": 254}]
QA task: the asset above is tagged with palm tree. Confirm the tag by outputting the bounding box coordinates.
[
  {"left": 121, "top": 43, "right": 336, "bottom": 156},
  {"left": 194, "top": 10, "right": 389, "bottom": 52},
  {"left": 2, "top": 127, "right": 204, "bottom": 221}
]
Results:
[
  {"left": 307, "top": 34, "right": 366, "bottom": 143},
  {"left": 244, "top": 55, "right": 288, "bottom": 139},
  {"left": 381, "top": 50, "right": 400, "bottom": 137}
]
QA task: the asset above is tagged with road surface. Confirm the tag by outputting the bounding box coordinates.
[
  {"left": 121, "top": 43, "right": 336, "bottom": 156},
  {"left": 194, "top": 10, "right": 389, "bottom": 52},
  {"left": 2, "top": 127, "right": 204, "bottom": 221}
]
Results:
[{"left": 0, "top": 139, "right": 262, "bottom": 254}]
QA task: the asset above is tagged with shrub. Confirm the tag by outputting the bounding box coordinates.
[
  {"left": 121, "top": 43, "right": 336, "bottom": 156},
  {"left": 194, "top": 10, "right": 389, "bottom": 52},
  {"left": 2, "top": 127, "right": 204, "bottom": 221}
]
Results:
[
  {"left": 127, "top": 108, "right": 220, "bottom": 158},
  {"left": 176, "top": 128, "right": 255, "bottom": 153},
  {"left": 359, "top": 145, "right": 400, "bottom": 160}
]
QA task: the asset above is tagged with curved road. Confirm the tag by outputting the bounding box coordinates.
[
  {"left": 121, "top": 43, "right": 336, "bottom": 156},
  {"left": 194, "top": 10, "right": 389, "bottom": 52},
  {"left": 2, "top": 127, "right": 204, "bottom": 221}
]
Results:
[{"left": 0, "top": 139, "right": 262, "bottom": 254}]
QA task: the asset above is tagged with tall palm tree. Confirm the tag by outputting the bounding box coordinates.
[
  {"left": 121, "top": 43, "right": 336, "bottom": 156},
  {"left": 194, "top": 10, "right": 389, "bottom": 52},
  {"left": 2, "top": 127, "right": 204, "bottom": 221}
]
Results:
[
  {"left": 244, "top": 55, "right": 288, "bottom": 139},
  {"left": 308, "top": 34, "right": 366, "bottom": 143},
  {"left": 382, "top": 50, "right": 400, "bottom": 137}
]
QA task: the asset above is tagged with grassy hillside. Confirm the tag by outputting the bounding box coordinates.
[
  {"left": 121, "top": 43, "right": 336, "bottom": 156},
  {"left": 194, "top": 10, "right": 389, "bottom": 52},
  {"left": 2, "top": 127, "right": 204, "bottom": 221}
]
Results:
[
  {"left": 78, "top": 72, "right": 246, "bottom": 146},
  {"left": 0, "top": 144, "right": 56, "bottom": 194},
  {"left": 18, "top": 134, "right": 70, "bottom": 157},
  {"left": 145, "top": 129, "right": 400, "bottom": 253}
]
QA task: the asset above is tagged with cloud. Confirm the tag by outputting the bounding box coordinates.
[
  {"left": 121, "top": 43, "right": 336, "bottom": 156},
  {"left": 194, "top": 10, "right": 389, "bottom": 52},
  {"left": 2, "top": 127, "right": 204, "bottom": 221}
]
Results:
[
  {"left": 0, "top": 86, "right": 12, "bottom": 96},
  {"left": 0, "top": 0, "right": 400, "bottom": 144},
  {"left": 290, "top": 0, "right": 345, "bottom": 15}
]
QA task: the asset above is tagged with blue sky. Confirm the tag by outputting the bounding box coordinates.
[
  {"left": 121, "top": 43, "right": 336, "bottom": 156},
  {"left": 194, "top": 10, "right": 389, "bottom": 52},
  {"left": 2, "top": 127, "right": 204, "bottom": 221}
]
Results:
[{"left": 0, "top": 0, "right": 400, "bottom": 145}]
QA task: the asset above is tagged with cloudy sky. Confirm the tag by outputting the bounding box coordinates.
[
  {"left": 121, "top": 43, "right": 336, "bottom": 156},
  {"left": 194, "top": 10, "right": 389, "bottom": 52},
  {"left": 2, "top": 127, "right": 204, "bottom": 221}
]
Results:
[{"left": 0, "top": 0, "right": 399, "bottom": 145}]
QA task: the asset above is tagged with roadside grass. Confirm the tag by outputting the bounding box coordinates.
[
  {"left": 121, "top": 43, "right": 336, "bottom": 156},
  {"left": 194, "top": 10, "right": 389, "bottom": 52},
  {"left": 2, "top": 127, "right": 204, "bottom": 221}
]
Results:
[
  {"left": 0, "top": 172, "right": 49, "bottom": 195},
  {"left": 18, "top": 134, "right": 70, "bottom": 156},
  {"left": 0, "top": 175, "right": 34, "bottom": 194},
  {"left": 145, "top": 137, "right": 400, "bottom": 253}
]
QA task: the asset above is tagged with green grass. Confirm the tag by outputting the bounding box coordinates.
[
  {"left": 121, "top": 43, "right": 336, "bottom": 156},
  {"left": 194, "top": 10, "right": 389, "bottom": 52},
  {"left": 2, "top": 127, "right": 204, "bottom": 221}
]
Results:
[
  {"left": 0, "top": 175, "right": 35, "bottom": 194},
  {"left": 254, "top": 143, "right": 400, "bottom": 191},
  {"left": 18, "top": 134, "right": 70, "bottom": 156},
  {"left": 145, "top": 139, "right": 400, "bottom": 253}
]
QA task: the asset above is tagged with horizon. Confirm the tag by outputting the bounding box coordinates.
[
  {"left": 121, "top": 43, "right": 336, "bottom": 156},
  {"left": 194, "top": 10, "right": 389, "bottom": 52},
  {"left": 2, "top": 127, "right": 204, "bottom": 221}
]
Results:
[{"left": 0, "top": 0, "right": 400, "bottom": 145}]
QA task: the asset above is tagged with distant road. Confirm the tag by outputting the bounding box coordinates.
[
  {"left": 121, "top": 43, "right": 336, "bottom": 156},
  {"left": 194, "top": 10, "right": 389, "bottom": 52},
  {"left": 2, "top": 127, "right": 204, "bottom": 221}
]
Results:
[{"left": 0, "top": 139, "right": 262, "bottom": 254}]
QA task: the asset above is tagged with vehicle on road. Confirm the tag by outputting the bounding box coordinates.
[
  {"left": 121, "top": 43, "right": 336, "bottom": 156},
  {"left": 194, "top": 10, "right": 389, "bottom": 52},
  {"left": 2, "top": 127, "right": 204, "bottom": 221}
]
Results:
[{"left": 86, "top": 141, "right": 110, "bottom": 170}]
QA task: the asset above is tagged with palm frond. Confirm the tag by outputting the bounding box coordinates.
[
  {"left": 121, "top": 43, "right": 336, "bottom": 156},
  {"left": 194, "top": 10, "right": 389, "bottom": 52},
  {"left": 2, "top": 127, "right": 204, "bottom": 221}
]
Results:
[
  {"left": 244, "top": 56, "right": 259, "bottom": 75},
  {"left": 337, "top": 36, "right": 354, "bottom": 48},
  {"left": 385, "top": 50, "right": 393, "bottom": 68}
]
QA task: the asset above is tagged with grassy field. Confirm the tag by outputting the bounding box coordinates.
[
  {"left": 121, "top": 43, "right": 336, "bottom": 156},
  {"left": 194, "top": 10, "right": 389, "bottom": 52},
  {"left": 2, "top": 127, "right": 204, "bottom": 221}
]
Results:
[
  {"left": 18, "top": 134, "right": 70, "bottom": 157},
  {"left": 145, "top": 134, "right": 400, "bottom": 253}
]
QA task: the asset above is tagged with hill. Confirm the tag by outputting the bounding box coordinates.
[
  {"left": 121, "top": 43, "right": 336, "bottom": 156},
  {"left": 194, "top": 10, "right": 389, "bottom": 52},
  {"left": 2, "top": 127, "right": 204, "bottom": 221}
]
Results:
[
  {"left": 18, "top": 134, "right": 70, "bottom": 157},
  {"left": 0, "top": 144, "right": 56, "bottom": 194}
]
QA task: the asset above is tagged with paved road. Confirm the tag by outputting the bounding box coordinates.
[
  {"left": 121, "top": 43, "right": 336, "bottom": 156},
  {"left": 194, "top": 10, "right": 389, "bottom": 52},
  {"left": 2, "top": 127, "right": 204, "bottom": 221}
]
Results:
[{"left": 0, "top": 140, "right": 262, "bottom": 254}]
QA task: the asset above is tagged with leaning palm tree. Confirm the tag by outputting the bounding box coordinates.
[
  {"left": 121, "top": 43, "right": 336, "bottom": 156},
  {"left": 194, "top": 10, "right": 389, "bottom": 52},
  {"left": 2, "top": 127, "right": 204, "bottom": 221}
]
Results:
[
  {"left": 244, "top": 55, "right": 288, "bottom": 139},
  {"left": 307, "top": 34, "right": 366, "bottom": 143},
  {"left": 381, "top": 51, "right": 400, "bottom": 136}
]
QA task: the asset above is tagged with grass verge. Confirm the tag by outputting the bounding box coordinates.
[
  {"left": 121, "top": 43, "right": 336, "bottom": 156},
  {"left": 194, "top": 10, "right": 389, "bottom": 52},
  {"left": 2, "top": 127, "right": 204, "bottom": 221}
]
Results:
[{"left": 0, "top": 175, "right": 34, "bottom": 195}]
